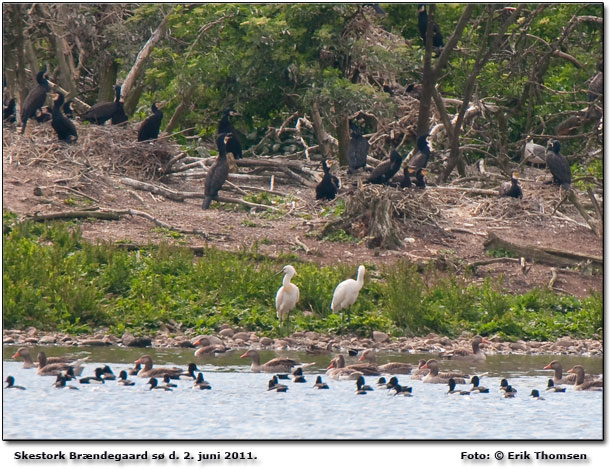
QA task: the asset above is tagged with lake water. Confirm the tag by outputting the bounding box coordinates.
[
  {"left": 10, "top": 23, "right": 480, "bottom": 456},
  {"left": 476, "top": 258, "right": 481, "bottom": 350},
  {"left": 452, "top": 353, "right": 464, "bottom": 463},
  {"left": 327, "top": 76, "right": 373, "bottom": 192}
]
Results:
[{"left": 2, "top": 346, "right": 603, "bottom": 440}]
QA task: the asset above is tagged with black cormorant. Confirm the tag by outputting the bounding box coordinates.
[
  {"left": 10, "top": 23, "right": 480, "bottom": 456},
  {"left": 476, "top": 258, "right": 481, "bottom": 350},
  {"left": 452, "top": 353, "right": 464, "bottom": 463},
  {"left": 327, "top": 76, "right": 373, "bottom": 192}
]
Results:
[
  {"left": 20, "top": 68, "right": 50, "bottom": 134},
  {"left": 3, "top": 98, "right": 16, "bottom": 122},
  {"left": 347, "top": 121, "right": 370, "bottom": 172},
  {"left": 83, "top": 85, "right": 125, "bottom": 125},
  {"left": 545, "top": 139, "right": 571, "bottom": 190},
  {"left": 499, "top": 171, "right": 522, "bottom": 198},
  {"left": 111, "top": 98, "right": 128, "bottom": 125},
  {"left": 408, "top": 134, "right": 432, "bottom": 174},
  {"left": 406, "top": 83, "right": 422, "bottom": 99},
  {"left": 414, "top": 169, "right": 427, "bottom": 188},
  {"left": 394, "top": 164, "right": 412, "bottom": 188},
  {"left": 367, "top": 149, "right": 403, "bottom": 184},
  {"left": 218, "top": 108, "right": 242, "bottom": 159},
  {"left": 202, "top": 133, "right": 231, "bottom": 210},
  {"left": 315, "top": 159, "right": 340, "bottom": 200},
  {"left": 418, "top": 4, "right": 444, "bottom": 55},
  {"left": 137, "top": 102, "right": 163, "bottom": 142},
  {"left": 51, "top": 92, "right": 78, "bottom": 143},
  {"left": 63, "top": 100, "right": 75, "bottom": 119}
]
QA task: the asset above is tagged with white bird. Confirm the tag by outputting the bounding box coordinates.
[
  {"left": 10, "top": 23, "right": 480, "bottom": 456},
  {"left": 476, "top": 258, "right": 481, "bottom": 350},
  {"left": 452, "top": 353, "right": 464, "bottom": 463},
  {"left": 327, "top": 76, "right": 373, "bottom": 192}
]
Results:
[
  {"left": 276, "top": 265, "right": 299, "bottom": 332},
  {"left": 331, "top": 265, "right": 366, "bottom": 329}
]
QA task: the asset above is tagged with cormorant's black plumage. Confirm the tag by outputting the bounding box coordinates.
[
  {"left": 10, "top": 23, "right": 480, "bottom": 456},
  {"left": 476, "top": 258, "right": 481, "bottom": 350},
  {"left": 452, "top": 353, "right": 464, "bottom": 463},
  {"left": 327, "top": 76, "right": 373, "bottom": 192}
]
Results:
[
  {"left": 545, "top": 140, "right": 571, "bottom": 190},
  {"left": 202, "top": 133, "right": 231, "bottom": 210},
  {"left": 347, "top": 121, "right": 370, "bottom": 172},
  {"left": 3, "top": 98, "right": 16, "bottom": 123},
  {"left": 499, "top": 172, "right": 522, "bottom": 198},
  {"left": 414, "top": 169, "right": 427, "bottom": 188},
  {"left": 316, "top": 160, "right": 340, "bottom": 200},
  {"left": 367, "top": 149, "right": 403, "bottom": 184},
  {"left": 20, "top": 68, "right": 50, "bottom": 134},
  {"left": 395, "top": 165, "right": 412, "bottom": 188},
  {"left": 138, "top": 103, "right": 163, "bottom": 142},
  {"left": 418, "top": 4, "right": 443, "bottom": 54},
  {"left": 63, "top": 100, "right": 74, "bottom": 119},
  {"left": 218, "top": 108, "right": 242, "bottom": 159},
  {"left": 34, "top": 106, "right": 52, "bottom": 123},
  {"left": 83, "top": 85, "right": 126, "bottom": 125},
  {"left": 51, "top": 92, "right": 78, "bottom": 143},
  {"left": 408, "top": 134, "right": 432, "bottom": 173}
]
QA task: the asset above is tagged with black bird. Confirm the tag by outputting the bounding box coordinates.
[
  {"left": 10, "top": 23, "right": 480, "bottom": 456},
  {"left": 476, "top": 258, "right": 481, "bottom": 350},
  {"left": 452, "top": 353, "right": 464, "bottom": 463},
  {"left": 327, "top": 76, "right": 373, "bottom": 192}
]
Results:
[
  {"left": 414, "top": 170, "right": 427, "bottom": 188},
  {"left": 118, "top": 370, "right": 135, "bottom": 386},
  {"left": 20, "top": 67, "right": 50, "bottom": 134},
  {"left": 387, "top": 377, "right": 412, "bottom": 396},
  {"left": 51, "top": 92, "right": 78, "bottom": 143},
  {"left": 377, "top": 377, "right": 387, "bottom": 387},
  {"left": 530, "top": 389, "right": 544, "bottom": 400},
  {"left": 503, "top": 385, "right": 517, "bottom": 398},
  {"left": 34, "top": 106, "right": 52, "bottom": 123},
  {"left": 313, "top": 375, "right": 329, "bottom": 389},
  {"left": 499, "top": 171, "right": 523, "bottom": 199},
  {"left": 393, "top": 165, "right": 412, "bottom": 188},
  {"left": 418, "top": 4, "right": 444, "bottom": 55},
  {"left": 546, "top": 379, "right": 566, "bottom": 393},
  {"left": 193, "top": 372, "right": 212, "bottom": 390},
  {"left": 63, "top": 100, "right": 75, "bottom": 119},
  {"left": 347, "top": 121, "right": 370, "bottom": 172},
  {"left": 53, "top": 375, "right": 79, "bottom": 390},
  {"left": 218, "top": 107, "right": 242, "bottom": 159},
  {"left": 356, "top": 375, "right": 374, "bottom": 391},
  {"left": 268, "top": 375, "right": 288, "bottom": 392},
  {"left": 202, "top": 133, "right": 231, "bottom": 210},
  {"left": 408, "top": 134, "right": 432, "bottom": 174},
  {"left": 469, "top": 375, "right": 490, "bottom": 393},
  {"left": 292, "top": 367, "right": 307, "bottom": 383},
  {"left": 545, "top": 139, "right": 571, "bottom": 190},
  {"left": 367, "top": 149, "right": 403, "bottom": 184},
  {"left": 3, "top": 98, "right": 16, "bottom": 123},
  {"left": 137, "top": 102, "right": 163, "bottom": 141},
  {"left": 83, "top": 84, "right": 124, "bottom": 125},
  {"left": 315, "top": 159, "right": 340, "bottom": 200},
  {"left": 499, "top": 378, "right": 515, "bottom": 393},
  {"left": 382, "top": 81, "right": 394, "bottom": 96},
  {"left": 4, "top": 376, "right": 26, "bottom": 390},
  {"left": 79, "top": 367, "right": 105, "bottom": 384},
  {"left": 100, "top": 365, "right": 116, "bottom": 380},
  {"left": 448, "top": 377, "right": 470, "bottom": 395},
  {"left": 406, "top": 83, "right": 422, "bottom": 99},
  {"left": 180, "top": 363, "right": 200, "bottom": 380},
  {"left": 163, "top": 374, "right": 178, "bottom": 388}
]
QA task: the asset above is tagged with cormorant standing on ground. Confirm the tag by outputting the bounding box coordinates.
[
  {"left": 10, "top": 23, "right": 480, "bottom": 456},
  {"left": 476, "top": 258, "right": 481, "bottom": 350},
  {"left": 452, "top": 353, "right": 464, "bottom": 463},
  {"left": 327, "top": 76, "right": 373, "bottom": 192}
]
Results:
[
  {"left": 499, "top": 171, "right": 522, "bottom": 198},
  {"left": 545, "top": 139, "right": 571, "bottom": 190},
  {"left": 202, "top": 133, "right": 231, "bottom": 210},
  {"left": 418, "top": 4, "right": 444, "bottom": 55},
  {"left": 218, "top": 108, "right": 242, "bottom": 159},
  {"left": 347, "top": 121, "right": 370, "bottom": 172},
  {"left": 367, "top": 149, "right": 403, "bottom": 184},
  {"left": 51, "top": 92, "right": 78, "bottom": 143},
  {"left": 111, "top": 97, "right": 128, "bottom": 125},
  {"left": 20, "top": 67, "right": 50, "bottom": 134},
  {"left": 138, "top": 103, "right": 163, "bottom": 141},
  {"left": 83, "top": 85, "right": 125, "bottom": 125},
  {"left": 408, "top": 134, "right": 432, "bottom": 174},
  {"left": 414, "top": 169, "right": 427, "bottom": 188},
  {"left": 315, "top": 159, "right": 340, "bottom": 200},
  {"left": 394, "top": 165, "right": 412, "bottom": 188}
]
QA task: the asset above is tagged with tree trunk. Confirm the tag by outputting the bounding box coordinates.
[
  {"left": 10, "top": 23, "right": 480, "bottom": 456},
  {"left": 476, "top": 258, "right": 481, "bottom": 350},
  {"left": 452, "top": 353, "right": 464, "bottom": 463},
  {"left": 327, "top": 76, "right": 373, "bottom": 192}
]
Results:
[
  {"left": 336, "top": 115, "right": 350, "bottom": 166},
  {"left": 122, "top": 8, "right": 174, "bottom": 114},
  {"left": 97, "top": 58, "right": 118, "bottom": 103},
  {"left": 311, "top": 101, "right": 332, "bottom": 159}
]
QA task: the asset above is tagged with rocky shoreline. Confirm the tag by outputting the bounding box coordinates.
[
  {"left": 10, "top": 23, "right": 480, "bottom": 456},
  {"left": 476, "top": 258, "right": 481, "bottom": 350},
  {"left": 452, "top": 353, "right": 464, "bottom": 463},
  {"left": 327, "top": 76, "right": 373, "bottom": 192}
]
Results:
[{"left": 2, "top": 326, "right": 603, "bottom": 357}]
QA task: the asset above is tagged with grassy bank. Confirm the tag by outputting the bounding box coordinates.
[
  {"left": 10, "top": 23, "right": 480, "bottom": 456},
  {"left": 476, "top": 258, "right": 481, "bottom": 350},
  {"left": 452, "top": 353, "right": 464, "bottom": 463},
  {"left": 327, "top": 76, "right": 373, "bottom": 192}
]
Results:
[{"left": 2, "top": 217, "right": 602, "bottom": 341}]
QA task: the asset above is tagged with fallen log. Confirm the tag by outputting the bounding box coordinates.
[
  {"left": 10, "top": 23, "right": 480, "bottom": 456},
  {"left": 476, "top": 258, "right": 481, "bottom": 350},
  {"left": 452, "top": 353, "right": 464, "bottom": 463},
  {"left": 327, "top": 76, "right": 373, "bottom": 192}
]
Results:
[
  {"left": 483, "top": 232, "right": 602, "bottom": 268},
  {"left": 27, "top": 210, "right": 121, "bottom": 222}
]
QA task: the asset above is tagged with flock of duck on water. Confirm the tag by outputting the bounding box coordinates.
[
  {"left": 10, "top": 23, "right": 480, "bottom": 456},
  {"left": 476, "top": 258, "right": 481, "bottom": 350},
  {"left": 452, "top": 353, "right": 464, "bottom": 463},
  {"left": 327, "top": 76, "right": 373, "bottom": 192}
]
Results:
[{"left": 6, "top": 335, "right": 602, "bottom": 399}]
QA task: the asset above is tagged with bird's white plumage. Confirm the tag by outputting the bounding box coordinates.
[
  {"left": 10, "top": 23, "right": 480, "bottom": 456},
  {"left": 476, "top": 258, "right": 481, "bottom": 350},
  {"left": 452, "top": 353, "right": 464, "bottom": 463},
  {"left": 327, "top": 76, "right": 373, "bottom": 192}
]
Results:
[
  {"left": 331, "top": 265, "right": 365, "bottom": 313},
  {"left": 276, "top": 265, "right": 299, "bottom": 325}
]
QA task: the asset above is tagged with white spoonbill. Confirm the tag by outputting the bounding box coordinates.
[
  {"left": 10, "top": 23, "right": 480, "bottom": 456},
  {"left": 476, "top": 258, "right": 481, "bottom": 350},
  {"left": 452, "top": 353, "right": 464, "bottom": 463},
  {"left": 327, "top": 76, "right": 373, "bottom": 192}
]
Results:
[
  {"left": 276, "top": 265, "right": 299, "bottom": 332},
  {"left": 331, "top": 265, "right": 366, "bottom": 329}
]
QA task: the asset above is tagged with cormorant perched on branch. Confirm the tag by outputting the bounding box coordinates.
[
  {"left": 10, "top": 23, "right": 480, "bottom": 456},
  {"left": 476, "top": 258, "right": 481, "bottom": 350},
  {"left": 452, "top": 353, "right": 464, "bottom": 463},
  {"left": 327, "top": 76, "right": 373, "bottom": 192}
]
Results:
[
  {"left": 418, "top": 4, "right": 444, "bottom": 55},
  {"left": 347, "top": 121, "right": 370, "bottom": 173},
  {"left": 545, "top": 139, "right": 571, "bottom": 190},
  {"left": 83, "top": 85, "right": 125, "bottom": 125},
  {"left": 499, "top": 171, "right": 522, "bottom": 198},
  {"left": 3, "top": 98, "right": 16, "bottom": 123},
  {"left": 218, "top": 108, "right": 242, "bottom": 159},
  {"left": 51, "top": 92, "right": 78, "bottom": 143},
  {"left": 315, "top": 160, "right": 340, "bottom": 200},
  {"left": 202, "top": 133, "right": 231, "bottom": 210},
  {"left": 20, "top": 67, "right": 50, "bottom": 134},
  {"left": 63, "top": 100, "right": 75, "bottom": 119},
  {"left": 407, "top": 134, "right": 432, "bottom": 174},
  {"left": 367, "top": 149, "right": 403, "bottom": 184},
  {"left": 138, "top": 103, "right": 163, "bottom": 142}
]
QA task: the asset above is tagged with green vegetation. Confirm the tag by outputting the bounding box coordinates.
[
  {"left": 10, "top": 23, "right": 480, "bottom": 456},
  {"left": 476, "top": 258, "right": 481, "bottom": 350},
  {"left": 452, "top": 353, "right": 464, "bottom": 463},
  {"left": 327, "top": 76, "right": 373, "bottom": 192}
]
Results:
[{"left": 3, "top": 221, "right": 601, "bottom": 341}]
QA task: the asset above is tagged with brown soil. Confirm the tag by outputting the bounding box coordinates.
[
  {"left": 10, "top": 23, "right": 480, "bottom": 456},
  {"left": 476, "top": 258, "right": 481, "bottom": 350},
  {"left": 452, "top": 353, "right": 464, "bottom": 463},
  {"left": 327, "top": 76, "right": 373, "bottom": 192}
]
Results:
[{"left": 2, "top": 122, "right": 602, "bottom": 298}]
